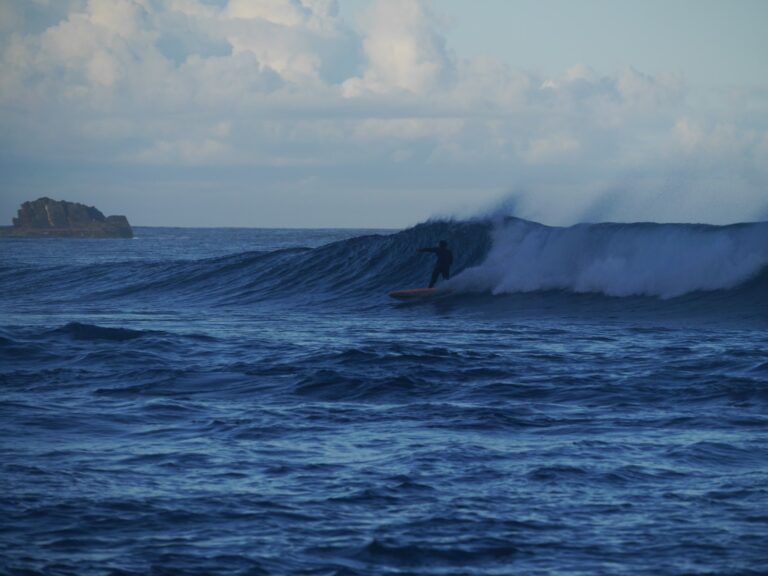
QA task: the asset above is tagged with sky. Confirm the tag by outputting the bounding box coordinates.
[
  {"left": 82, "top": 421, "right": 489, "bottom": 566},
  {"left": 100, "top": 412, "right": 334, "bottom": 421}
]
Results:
[{"left": 0, "top": 0, "right": 766, "bottom": 228}]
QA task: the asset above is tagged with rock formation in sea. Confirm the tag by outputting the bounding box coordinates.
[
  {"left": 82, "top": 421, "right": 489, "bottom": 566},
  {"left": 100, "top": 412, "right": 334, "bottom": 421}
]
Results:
[{"left": 0, "top": 197, "right": 133, "bottom": 238}]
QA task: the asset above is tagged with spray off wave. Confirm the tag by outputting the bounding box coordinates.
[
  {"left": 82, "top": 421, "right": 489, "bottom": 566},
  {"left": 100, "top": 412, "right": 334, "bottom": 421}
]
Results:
[{"left": 450, "top": 218, "right": 768, "bottom": 299}]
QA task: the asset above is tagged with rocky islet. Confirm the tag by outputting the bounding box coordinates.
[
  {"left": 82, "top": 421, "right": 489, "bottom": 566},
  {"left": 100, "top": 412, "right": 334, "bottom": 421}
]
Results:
[{"left": 0, "top": 197, "right": 133, "bottom": 238}]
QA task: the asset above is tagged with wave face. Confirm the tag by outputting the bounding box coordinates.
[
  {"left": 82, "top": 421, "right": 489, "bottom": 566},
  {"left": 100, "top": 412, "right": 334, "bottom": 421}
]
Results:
[
  {"left": 451, "top": 218, "right": 768, "bottom": 299},
  {"left": 2, "top": 218, "right": 767, "bottom": 317},
  {"left": 0, "top": 220, "right": 494, "bottom": 308}
]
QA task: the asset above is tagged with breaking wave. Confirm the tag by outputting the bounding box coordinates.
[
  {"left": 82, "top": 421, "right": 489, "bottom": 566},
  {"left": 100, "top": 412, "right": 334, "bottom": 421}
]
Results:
[
  {"left": 450, "top": 218, "right": 768, "bottom": 299},
  {"left": 3, "top": 218, "right": 767, "bottom": 312}
]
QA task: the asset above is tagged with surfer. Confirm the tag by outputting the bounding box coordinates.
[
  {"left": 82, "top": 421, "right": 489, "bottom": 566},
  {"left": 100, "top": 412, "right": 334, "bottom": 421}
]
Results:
[{"left": 419, "top": 240, "right": 453, "bottom": 288}]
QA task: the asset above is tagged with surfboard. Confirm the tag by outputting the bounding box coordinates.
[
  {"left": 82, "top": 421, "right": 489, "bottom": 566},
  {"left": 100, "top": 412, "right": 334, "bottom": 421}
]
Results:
[{"left": 388, "top": 287, "right": 452, "bottom": 300}]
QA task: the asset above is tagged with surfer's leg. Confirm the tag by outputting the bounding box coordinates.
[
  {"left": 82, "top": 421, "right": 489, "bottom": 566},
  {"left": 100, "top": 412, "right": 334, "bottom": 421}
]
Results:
[{"left": 429, "top": 268, "right": 439, "bottom": 288}]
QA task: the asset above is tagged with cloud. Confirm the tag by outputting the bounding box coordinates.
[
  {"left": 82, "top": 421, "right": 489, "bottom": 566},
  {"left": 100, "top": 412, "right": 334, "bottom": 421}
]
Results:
[
  {"left": 341, "top": 0, "right": 453, "bottom": 96},
  {"left": 524, "top": 132, "right": 581, "bottom": 164},
  {"left": 0, "top": 0, "right": 766, "bottom": 227},
  {"left": 221, "top": 0, "right": 361, "bottom": 85}
]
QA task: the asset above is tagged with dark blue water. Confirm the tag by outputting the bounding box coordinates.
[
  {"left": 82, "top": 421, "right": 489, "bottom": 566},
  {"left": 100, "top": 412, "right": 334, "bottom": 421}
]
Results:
[{"left": 2, "top": 219, "right": 768, "bottom": 575}]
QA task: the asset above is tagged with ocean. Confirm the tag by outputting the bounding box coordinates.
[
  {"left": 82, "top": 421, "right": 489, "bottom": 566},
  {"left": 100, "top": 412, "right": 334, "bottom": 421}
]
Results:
[{"left": 1, "top": 218, "right": 767, "bottom": 575}]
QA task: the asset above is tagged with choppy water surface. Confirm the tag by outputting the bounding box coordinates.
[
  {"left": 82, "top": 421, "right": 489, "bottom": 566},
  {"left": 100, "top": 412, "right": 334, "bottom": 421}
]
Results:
[{"left": 1, "top": 220, "right": 767, "bottom": 575}]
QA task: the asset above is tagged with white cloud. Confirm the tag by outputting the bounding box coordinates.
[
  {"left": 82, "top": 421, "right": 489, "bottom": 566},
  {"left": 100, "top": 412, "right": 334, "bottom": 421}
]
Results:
[
  {"left": 524, "top": 133, "right": 581, "bottom": 164},
  {"left": 226, "top": 0, "right": 306, "bottom": 25},
  {"left": 222, "top": 0, "right": 357, "bottom": 85},
  {"left": 87, "top": 0, "right": 145, "bottom": 36},
  {"left": 355, "top": 117, "right": 463, "bottom": 141},
  {"left": 132, "top": 136, "right": 230, "bottom": 165},
  {"left": 0, "top": 0, "right": 766, "bottom": 226},
  {"left": 342, "top": 0, "right": 452, "bottom": 95}
]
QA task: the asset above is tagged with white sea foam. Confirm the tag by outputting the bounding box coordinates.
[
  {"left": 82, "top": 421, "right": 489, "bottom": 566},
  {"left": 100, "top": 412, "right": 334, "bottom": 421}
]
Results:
[{"left": 451, "top": 219, "right": 768, "bottom": 298}]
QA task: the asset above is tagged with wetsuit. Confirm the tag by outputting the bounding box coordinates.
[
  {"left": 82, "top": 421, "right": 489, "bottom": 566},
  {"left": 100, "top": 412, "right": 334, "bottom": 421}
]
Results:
[{"left": 419, "top": 245, "right": 453, "bottom": 288}]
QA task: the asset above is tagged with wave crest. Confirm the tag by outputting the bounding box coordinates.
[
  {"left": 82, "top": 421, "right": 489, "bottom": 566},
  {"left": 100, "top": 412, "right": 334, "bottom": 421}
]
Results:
[
  {"left": 2, "top": 218, "right": 767, "bottom": 308},
  {"left": 450, "top": 219, "right": 768, "bottom": 298}
]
